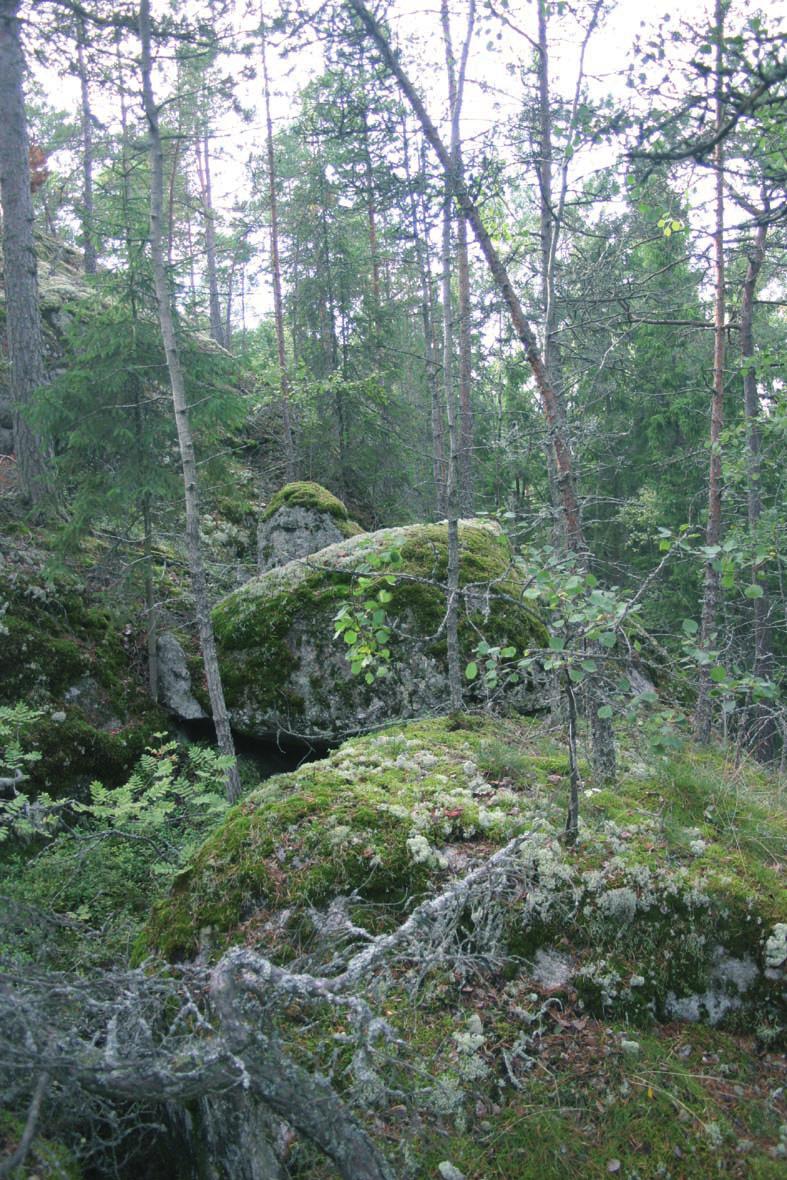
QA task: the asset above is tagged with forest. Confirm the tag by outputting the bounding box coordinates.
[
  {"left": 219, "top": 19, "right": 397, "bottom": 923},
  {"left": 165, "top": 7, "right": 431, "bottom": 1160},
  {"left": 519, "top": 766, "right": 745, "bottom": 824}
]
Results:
[{"left": 0, "top": 0, "right": 785, "bottom": 1177}]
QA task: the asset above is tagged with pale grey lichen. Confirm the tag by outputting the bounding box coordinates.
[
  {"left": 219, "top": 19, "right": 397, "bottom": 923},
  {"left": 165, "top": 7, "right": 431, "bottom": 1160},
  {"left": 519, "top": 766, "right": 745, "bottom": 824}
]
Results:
[{"left": 764, "top": 924, "right": 787, "bottom": 970}]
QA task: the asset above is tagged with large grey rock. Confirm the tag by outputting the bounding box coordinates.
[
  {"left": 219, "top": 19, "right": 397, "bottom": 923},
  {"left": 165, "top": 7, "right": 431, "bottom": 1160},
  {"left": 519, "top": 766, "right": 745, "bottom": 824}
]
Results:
[
  {"left": 156, "top": 632, "right": 207, "bottom": 720},
  {"left": 257, "top": 480, "right": 363, "bottom": 573},
  {"left": 215, "top": 519, "right": 546, "bottom": 740},
  {"left": 258, "top": 503, "right": 352, "bottom": 573}
]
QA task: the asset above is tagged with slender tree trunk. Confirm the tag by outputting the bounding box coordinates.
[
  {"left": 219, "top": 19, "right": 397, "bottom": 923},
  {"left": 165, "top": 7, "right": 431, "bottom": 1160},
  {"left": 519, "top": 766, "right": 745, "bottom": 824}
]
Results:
[
  {"left": 695, "top": 0, "right": 726, "bottom": 746},
  {"left": 441, "top": 185, "right": 462, "bottom": 712},
  {"left": 440, "top": 0, "right": 475, "bottom": 516},
  {"left": 403, "top": 123, "right": 446, "bottom": 515},
  {"left": 347, "top": 0, "right": 582, "bottom": 550},
  {"left": 348, "top": 0, "right": 617, "bottom": 781},
  {"left": 0, "top": 0, "right": 50, "bottom": 504},
  {"left": 195, "top": 131, "right": 225, "bottom": 348},
  {"left": 740, "top": 215, "right": 774, "bottom": 757},
  {"left": 260, "top": 7, "right": 296, "bottom": 480},
  {"left": 139, "top": 0, "right": 241, "bottom": 804},
  {"left": 76, "top": 22, "right": 96, "bottom": 275}
]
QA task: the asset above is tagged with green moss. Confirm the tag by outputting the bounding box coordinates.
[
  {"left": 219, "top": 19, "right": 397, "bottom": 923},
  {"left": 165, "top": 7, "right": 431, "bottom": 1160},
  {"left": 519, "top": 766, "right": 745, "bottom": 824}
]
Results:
[
  {"left": 137, "top": 715, "right": 521, "bottom": 962},
  {"left": 26, "top": 714, "right": 159, "bottom": 795},
  {"left": 0, "top": 571, "right": 167, "bottom": 796},
  {"left": 261, "top": 480, "right": 361, "bottom": 533},
  {"left": 213, "top": 522, "right": 547, "bottom": 730},
  {"left": 0, "top": 1111, "right": 82, "bottom": 1178}
]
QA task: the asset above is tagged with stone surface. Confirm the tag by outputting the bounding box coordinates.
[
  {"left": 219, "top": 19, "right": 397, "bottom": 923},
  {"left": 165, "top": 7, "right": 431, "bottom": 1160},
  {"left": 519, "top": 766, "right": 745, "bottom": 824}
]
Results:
[
  {"left": 258, "top": 503, "right": 354, "bottom": 573},
  {"left": 156, "top": 632, "right": 207, "bottom": 720},
  {"left": 257, "top": 481, "right": 363, "bottom": 573},
  {"left": 214, "top": 519, "right": 546, "bottom": 740}
]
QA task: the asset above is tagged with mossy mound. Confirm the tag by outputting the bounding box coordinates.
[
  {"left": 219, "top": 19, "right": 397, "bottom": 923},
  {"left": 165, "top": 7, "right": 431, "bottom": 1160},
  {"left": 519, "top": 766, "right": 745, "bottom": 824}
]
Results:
[
  {"left": 139, "top": 716, "right": 785, "bottom": 1038},
  {"left": 0, "top": 562, "right": 164, "bottom": 795},
  {"left": 218, "top": 518, "right": 547, "bottom": 738},
  {"left": 257, "top": 480, "right": 364, "bottom": 574},
  {"left": 261, "top": 480, "right": 362, "bottom": 531}
]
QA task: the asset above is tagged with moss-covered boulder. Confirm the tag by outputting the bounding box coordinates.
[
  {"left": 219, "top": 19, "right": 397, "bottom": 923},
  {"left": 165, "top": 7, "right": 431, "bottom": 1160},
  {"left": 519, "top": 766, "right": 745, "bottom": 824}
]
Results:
[
  {"left": 257, "top": 480, "right": 363, "bottom": 573},
  {"left": 0, "top": 542, "right": 164, "bottom": 796},
  {"left": 217, "top": 518, "right": 546, "bottom": 740},
  {"left": 140, "top": 715, "right": 784, "bottom": 1036}
]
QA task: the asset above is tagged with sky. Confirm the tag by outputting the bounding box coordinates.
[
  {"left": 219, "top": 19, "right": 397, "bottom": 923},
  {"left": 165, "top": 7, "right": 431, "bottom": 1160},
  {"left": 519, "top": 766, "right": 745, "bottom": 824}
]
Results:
[{"left": 28, "top": 0, "right": 786, "bottom": 321}]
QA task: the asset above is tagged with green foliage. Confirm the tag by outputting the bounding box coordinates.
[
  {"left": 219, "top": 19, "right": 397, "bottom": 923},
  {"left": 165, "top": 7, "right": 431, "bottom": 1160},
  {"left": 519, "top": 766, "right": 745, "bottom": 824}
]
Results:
[
  {"left": 262, "top": 480, "right": 359, "bottom": 528},
  {"left": 333, "top": 545, "right": 400, "bottom": 683},
  {"left": 0, "top": 738, "right": 232, "bottom": 965}
]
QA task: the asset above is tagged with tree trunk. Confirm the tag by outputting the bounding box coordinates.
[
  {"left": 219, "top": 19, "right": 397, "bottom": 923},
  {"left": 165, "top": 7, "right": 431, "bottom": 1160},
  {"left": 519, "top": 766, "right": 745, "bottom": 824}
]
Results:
[
  {"left": 441, "top": 183, "right": 462, "bottom": 712},
  {"left": 195, "top": 131, "right": 226, "bottom": 348},
  {"left": 0, "top": 0, "right": 51, "bottom": 504},
  {"left": 348, "top": 0, "right": 615, "bottom": 781},
  {"left": 740, "top": 214, "right": 774, "bottom": 757},
  {"left": 440, "top": 0, "right": 475, "bottom": 516},
  {"left": 76, "top": 22, "right": 96, "bottom": 275},
  {"left": 695, "top": 0, "right": 726, "bottom": 746},
  {"left": 139, "top": 0, "right": 241, "bottom": 805},
  {"left": 403, "top": 123, "right": 445, "bottom": 515},
  {"left": 259, "top": 9, "right": 296, "bottom": 480}
]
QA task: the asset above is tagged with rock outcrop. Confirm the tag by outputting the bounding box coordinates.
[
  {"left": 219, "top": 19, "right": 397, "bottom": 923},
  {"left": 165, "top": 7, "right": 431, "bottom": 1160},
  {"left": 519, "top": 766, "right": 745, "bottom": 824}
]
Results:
[
  {"left": 257, "top": 480, "right": 363, "bottom": 573},
  {"left": 214, "top": 517, "right": 546, "bottom": 740},
  {"left": 156, "top": 632, "right": 207, "bottom": 720}
]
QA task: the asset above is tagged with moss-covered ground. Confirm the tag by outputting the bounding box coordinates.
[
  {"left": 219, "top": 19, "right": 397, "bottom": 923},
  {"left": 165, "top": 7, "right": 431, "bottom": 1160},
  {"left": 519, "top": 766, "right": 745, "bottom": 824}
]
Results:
[
  {"left": 138, "top": 711, "right": 786, "bottom": 1177},
  {"left": 139, "top": 716, "right": 784, "bottom": 1030}
]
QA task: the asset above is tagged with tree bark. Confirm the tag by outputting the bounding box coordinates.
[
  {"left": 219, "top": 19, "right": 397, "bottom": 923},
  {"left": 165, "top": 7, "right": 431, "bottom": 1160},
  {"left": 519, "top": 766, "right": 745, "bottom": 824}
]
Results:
[
  {"left": 0, "top": 0, "right": 51, "bottom": 504},
  {"left": 76, "top": 21, "right": 96, "bottom": 275},
  {"left": 441, "top": 0, "right": 475, "bottom": 516},
  {"left": 740, "top": 214, "right": 774, "bottom": 757},
  {"left": 695, "top": 0, "right": 726, "bottom": 745},
  {"left": 139, "top": 0, "right": 241, "bottom": 804},
  {"left": 260, "top": 7, "right": 297, "bottom": 481},
  {"left": 195, "top": 130, "right": 225, "bottom": 348}
]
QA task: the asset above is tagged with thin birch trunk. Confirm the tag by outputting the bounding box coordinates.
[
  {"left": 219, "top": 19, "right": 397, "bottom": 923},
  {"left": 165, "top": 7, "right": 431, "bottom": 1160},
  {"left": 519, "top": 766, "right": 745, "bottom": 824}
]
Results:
[
  {"left": 139, "top": 0, "right": 241, "bottom": 804},
  {"left": 76, "top": 22, "right": 96, "bottom": 275},
  {"left": 740, "top": 215, "right": 774, "bottom": 757},
  {"left": 695, "top": 0, "right": 726, "bottom": 746},
  {"left": 195, "top": 131, "right": 225, "bottom": 348}
]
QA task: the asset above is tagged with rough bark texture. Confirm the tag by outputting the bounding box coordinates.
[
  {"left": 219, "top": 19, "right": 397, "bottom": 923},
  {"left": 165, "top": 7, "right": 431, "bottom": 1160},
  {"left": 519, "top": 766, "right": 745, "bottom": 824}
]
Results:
[
  {"left": 76, "top": 24, "right": 96, "bottom": 275},
  {"left": 195, "top": 131, "right": 225, "bottom": 348},
  {"left": 740, "top": 216, "right": 775, "bottom": 757},
  {"left": 695, "top": 0, "right": 726, "bottom": 746},
  {"left": 139, "top": 0, "right": 241, "bottom": 804},
  {"left": 0, "top": 0, "right": 51, "bottom": 503},
  {"left": 346, "top": 0, "right": 615, "bottom": 780},
  {"left": 260, "top": 8, "right": 295, "bottom": 480}
]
